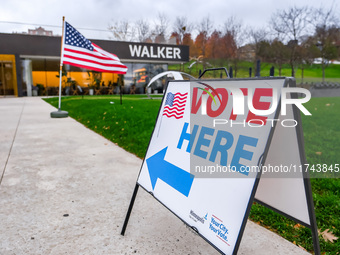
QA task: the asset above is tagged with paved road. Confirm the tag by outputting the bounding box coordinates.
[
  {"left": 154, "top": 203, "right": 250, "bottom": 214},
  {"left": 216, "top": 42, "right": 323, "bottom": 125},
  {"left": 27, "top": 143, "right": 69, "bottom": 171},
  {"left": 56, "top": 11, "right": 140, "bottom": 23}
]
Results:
[{"left": 0, "top": 97, "right": 310, "bottom": 254}]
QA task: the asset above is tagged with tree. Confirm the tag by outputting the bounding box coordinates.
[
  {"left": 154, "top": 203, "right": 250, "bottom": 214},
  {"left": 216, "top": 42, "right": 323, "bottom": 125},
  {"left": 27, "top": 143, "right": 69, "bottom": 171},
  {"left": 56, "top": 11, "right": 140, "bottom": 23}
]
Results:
[
  {"left": 173, "top": 16, "right": 193, "bottom": 44},
  {"left": 270, "top": 6, "right": 313, "bottom": 77},
  {"left": 169, "top": 32, "right": 180, "bottom": 45},
  {"left": 153, "top": 12, "right": 169, "bottom": 44},
  {"left": 311, "top": 6, "right": 339, "bottom": 82},
  {"left": 194, "top": 32, "right": 207, "bottom": 57},
  {"left": 195, "top": 16, "right": 214, "bottom": 69},
  {"left": 248, "top": 27, "right": 268, "bottom": 76},
  {"left": 270, "top": 40, "right": 290, "bottom": 76},
  {"left": 108, "top": 20, "right": 135, "bottom": 41},
  {"left": 206, "top": 30, "right": 221, "bottom": 59},
  {"left": 154, "top": 13, "right": 169, "bottom": 36},
  {"left": 223, "top": 17, "right": 244, "bottom": 77},
  {"left": 135, "top": 19, "right": 151, "bottom": 42},
  {"left": 297, "top": 37, "right": 319, "bottom": 83},
  {"left": 182, "top": 33, "right": 196, "bottom": 57},
  {"left": 257, "top": 40, "right": 272, "bottom": 62},
  {"left": 218, "top": 31, "right": 236, "bottom": 60}
]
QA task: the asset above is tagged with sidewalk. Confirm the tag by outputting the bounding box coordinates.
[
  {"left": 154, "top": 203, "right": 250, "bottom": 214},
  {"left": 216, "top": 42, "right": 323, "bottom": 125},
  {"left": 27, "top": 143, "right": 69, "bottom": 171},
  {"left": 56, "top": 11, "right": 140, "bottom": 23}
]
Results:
[{"left": 0, "top": 97, "right": 310, "bottom": 255}]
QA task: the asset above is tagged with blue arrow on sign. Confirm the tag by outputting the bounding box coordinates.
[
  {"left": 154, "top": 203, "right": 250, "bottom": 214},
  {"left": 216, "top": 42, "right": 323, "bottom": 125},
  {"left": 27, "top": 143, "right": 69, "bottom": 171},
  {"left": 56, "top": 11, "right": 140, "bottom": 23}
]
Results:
[{"left": 146, "top": 147, "right": 194, "bottom": 197}]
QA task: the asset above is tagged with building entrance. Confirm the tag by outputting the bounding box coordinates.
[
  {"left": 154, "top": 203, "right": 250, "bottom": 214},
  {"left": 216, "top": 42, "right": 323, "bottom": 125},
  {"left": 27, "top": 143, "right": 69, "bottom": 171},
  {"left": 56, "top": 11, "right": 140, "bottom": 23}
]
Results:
[{"left": 0, "top": 61, "right": 15, "bottom": 96}]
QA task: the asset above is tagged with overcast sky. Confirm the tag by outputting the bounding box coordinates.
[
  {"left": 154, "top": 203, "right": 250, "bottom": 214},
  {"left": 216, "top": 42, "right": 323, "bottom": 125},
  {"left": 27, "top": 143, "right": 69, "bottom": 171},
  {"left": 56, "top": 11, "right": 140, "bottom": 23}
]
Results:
[{"left": 0, "top": 0, "right": 338, "bottom": 41}]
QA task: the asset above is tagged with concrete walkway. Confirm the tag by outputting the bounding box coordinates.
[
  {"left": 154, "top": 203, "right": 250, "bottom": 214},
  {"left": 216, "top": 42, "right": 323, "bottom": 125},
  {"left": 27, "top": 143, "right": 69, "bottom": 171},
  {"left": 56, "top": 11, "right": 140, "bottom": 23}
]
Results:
[{"left": 0, "top": 97, "right": 310, "bottom": 255}]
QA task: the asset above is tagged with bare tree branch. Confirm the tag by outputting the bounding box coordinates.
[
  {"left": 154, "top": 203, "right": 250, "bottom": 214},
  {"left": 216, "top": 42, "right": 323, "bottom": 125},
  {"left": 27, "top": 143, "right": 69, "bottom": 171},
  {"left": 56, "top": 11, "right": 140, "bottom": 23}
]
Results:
[
  {"left": 311, "top": 3, "right": 339, "bottom": 29},
  {"left": 154, "top": 12, "right": 169, "bottom": 36},
  {"left": 108, "top": 20, "right": 135, "bottom": 41},
  {"left": 270, "top": 6, "right": 313, "bottom": 76},
  {"left": 135, "top": 19, "right": 151, "bottom": 42},
  {"left": 197, "top": 16, "right": 213, "bottom": 37},
  {"left": 173, "top": 16, "right": 193, "bottom": 44},
  {"left": 223, "top": 16, "right": 244, "bottom": 47},
  {"left": 271, "top": 6, "right": 313, "bottom": 42}
]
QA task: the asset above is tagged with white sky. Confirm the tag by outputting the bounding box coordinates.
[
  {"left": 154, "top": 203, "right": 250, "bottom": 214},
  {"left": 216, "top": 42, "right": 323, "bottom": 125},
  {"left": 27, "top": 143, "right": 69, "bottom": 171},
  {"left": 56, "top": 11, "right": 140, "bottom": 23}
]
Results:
[{"left": 0, "top": 0, "right": 338, "bottom": 40}]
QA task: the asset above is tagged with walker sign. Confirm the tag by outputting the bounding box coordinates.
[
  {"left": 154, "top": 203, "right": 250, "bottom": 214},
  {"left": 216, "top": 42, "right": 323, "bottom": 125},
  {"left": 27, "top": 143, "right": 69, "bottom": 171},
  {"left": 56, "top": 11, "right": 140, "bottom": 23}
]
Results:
[
  {"left": 123, "top": 77, "right": 320, "bottom": 255},
  {"left": 129, "top": 44, "right": 182, "bottom": 60}
]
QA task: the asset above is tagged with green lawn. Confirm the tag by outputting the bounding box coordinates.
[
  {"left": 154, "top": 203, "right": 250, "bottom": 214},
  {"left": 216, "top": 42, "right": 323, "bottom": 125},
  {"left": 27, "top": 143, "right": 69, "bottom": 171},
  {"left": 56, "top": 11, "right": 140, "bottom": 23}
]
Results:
[
  {"left": 44, "top": 95, "right": 339, "bottom": 254},
  {"left": 170, "top": 60, "right": 340, "bottom": 84}
]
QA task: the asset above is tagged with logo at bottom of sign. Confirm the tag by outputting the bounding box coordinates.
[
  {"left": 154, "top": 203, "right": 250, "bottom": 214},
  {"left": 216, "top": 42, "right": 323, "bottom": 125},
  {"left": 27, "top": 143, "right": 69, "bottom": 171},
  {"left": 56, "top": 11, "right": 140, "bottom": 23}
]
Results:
[
  {"left": 209, "top": 214, "right": 230, "bottom": 246},
  {"left": 188, "top": 210, "right": 231, "bottom": 247}
]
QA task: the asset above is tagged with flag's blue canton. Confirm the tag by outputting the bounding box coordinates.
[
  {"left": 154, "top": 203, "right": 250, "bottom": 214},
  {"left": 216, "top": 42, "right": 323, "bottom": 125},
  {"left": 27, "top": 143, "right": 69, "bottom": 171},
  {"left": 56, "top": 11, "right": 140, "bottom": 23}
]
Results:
[
  {"left": 165, "top": 92, "right": 175, "bottom": 107},
  {"left": 65, "top": 22, "right": 93, "bottom": 51}
]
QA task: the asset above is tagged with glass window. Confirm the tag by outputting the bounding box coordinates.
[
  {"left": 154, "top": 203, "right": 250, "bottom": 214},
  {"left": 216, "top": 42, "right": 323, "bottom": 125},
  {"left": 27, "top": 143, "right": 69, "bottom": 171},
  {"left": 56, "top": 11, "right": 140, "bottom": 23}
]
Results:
[{"left": 29, "top": 57, "right": 168, "bottom": 95}]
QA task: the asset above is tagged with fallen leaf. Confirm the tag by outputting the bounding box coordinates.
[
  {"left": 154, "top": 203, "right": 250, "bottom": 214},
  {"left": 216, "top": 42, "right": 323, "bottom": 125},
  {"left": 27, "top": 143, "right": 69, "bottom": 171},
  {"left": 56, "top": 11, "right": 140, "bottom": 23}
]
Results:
[
  {"left": 298, "top": 245, "right": 307, "bottom": 251},
  {"left": 315, "top": 152, "right": 322, "bottom": 156},
  {"left": 294, "top": 223, "right": 301, "bottom": 229},
  {"left": 321, "top": 229, "right": 338, "bottom": 243}
]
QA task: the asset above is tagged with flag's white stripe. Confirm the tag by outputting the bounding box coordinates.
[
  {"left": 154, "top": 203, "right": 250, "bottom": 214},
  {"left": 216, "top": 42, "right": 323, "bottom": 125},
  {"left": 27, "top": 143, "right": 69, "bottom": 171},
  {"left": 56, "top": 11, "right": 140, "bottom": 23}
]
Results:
[
  {"left": 164, "top": 106, "right": 185, "bottom": 111},
  {"left": 64, "top": 45, "right": 107, "bottom": 59},
  {"left": 170, "top": 102, "right": 186, "bottom": 107},
  {"left": 64, "top": 46, "right": 120, "bottom": 63},
  {"left": 63, "top": 57, "right": 128, "bottom": 72},
  {"left": 64, "top": 44, "right": 121, "bottom": 62},
  {"left": 93, "top": 44, "right": 120, "bottom": 60},
  {"left": 164, "top": 110, "right": 184, "bottom": 115},
  {"left": 164, "top": 107, "right": 185, "bottom": 112},
  {"left": 64, "top": 50, "right": 125, "bottom": 66},
  {"left": 174, "top": 96, "right": 188, "bottom": 101},
  {"left": 174, "top": 99, "right": 187, "bottom": 103}
]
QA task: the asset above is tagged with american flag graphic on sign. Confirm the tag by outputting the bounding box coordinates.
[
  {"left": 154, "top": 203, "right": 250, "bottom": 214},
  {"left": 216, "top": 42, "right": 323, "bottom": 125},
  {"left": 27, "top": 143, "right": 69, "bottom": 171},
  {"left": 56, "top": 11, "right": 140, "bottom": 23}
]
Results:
[{"left": 162, "top": 92, "right": 188, "bottom": 119}]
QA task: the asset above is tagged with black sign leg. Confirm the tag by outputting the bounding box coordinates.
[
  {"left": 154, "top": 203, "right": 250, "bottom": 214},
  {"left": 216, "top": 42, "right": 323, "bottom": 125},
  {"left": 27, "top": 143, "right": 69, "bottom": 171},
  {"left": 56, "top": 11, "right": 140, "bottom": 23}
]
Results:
[
  {"left": 120, "top": 85, "right": 123, "bottom": 105},
  {"left": 121, "top": 183, "right": 139, "bottom": 236},
  {"left": 311, "top": 225, "right": 321, "bottom": 255},
  {"left": 304, "top": 178, "right": 321, "bottom": 255}
]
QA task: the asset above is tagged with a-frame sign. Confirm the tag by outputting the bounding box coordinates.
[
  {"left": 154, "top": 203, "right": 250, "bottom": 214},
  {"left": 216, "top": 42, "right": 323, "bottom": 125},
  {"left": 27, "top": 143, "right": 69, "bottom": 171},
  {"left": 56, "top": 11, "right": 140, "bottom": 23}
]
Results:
[{"left": 121, "top": 77, "right": 320, "bottom": 255}]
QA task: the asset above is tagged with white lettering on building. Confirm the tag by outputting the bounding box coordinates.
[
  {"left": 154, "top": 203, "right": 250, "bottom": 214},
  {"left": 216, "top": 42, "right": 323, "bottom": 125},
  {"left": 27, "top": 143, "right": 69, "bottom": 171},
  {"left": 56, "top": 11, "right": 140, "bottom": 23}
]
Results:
[
  {"left": 174, "top": 48, "right": 181, "bottom": 59},
  {"left": 141, "top": 46, "right": 150, "bottom": 58},
  {"left": 129, "top": 45, "right": 142, "bottom": 57},
  {"left": 129, "top": 45, "right": 181, "bottom": 59},
  {"left": 158, "top": 46, "right": 165, "bottom": 58}
]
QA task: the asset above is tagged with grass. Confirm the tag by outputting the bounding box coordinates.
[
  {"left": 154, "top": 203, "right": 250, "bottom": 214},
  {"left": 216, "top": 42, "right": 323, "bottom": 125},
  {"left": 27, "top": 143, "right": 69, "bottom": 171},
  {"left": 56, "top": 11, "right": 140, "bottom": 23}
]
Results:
[
  {"left": 43, "top": 95, "right": 339, "bottom": 254},
  {"left": 170, "top": 60, "right": 340, "bottom": 84},
  {"left": 302, "top": 98, "right": 340, "bottom": 167}
]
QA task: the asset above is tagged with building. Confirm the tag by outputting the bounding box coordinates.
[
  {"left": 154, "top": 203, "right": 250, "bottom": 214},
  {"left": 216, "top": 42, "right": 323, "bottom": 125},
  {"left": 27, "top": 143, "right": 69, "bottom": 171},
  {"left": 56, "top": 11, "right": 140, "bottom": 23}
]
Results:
[
  {"left": 28, "top": 27, "right": 53, "bottom": 36},
  {"left": 0, "top": 33, "right": 189, "bottom": 96}
]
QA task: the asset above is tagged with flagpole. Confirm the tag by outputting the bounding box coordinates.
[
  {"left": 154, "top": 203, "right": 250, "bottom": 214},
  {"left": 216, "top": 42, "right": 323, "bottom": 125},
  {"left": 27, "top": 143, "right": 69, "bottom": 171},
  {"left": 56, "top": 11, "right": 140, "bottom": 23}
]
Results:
[{"left": 51, "top": 16, "right": 68, "bottom": 118}]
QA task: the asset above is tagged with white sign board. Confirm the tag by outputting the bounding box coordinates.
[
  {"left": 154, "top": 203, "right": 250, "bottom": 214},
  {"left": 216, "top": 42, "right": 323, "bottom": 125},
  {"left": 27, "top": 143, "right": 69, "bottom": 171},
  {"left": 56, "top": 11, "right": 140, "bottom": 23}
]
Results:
[{"left": 132, "top": 78, "right": 319, "bottom": 255}]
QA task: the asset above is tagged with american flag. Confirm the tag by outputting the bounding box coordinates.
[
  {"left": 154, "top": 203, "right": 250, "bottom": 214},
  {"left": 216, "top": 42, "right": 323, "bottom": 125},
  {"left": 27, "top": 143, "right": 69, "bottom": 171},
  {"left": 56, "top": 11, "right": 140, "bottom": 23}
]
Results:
[
  {"left": 62, "top": 22, "right": 127, "bottom": 74},
  {"left": 162, "top": 92, "right": 188, "bottom": 119}
]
